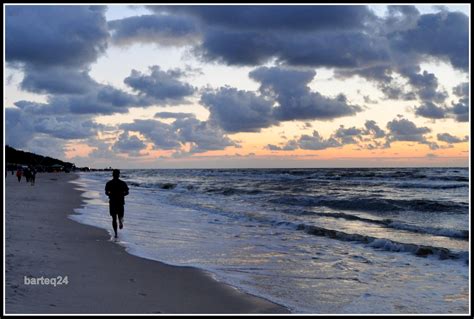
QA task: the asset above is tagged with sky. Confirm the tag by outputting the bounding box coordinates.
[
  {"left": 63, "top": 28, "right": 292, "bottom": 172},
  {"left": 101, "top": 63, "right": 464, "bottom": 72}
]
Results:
[{"left": 4, "top": 4, "right": 470, "bottom": 168}]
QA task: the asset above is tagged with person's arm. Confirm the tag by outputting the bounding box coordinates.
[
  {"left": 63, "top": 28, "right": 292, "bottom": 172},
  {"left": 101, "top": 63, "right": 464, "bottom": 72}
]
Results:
[
  {"left": 105, "top": 182, "right": 111, "bottom": 196},
  {"left": 123, "top": 183, "right": 129, "bottom": 197}
]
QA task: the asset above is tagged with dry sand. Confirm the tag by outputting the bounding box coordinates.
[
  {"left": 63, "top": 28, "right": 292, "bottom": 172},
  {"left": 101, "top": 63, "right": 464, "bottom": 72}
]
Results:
[{"left": 5, "top": 172, "right": 289, "bottom": 314}]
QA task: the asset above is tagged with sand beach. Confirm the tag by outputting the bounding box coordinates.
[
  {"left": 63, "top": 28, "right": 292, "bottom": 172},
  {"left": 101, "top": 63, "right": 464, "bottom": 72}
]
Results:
[{"left": 4, "top": 172, "right": 289, "bottom": 314}]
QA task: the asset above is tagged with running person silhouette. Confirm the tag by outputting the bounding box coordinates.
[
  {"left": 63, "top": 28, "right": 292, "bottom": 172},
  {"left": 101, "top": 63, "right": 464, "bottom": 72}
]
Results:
[{"left": 105, "top": 169, "right": 129, "bottom": 238}]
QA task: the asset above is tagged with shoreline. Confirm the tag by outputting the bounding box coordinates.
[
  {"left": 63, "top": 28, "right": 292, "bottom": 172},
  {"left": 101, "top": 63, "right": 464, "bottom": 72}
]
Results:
[{"left": 5, "top": 172, "right": 290, "bottom": 314}]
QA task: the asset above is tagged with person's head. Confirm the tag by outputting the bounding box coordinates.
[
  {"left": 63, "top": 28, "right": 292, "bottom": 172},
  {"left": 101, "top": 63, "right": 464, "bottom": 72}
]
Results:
[{"left": 112, "top": 169, "right": 120, "bottom": 179}]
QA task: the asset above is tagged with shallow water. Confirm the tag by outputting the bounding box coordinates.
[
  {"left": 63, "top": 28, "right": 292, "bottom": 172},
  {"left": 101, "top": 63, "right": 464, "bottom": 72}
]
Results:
[{"left": 69, "top": 168, "right": 469, "bottom": 314}]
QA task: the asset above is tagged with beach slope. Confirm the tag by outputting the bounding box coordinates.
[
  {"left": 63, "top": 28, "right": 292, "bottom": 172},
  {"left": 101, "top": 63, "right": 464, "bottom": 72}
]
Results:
[{"left": 5, "top": 173, "right": 289, "bottom": 314}]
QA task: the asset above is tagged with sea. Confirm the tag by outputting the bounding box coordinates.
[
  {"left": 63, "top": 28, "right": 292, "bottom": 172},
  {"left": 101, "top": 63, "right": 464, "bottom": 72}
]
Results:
[{"left": 69, "top": 167, "right": 470, "bottom": 314}]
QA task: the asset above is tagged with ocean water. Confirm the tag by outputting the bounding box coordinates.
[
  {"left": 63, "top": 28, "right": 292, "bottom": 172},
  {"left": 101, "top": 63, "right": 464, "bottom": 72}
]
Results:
[{"left": 69, "top": 168, "right": 470, "bottom": 314}]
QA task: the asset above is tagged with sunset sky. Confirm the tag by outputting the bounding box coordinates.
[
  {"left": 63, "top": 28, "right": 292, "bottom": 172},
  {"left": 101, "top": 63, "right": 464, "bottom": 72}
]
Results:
[{"left": 4, "top": 4, "right": 470, "bottom": 168}]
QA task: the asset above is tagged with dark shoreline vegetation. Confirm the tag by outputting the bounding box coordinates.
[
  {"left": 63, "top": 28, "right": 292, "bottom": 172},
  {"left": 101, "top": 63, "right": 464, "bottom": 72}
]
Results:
[{"left": 5, "top": 145, "right": 111, "bottom": 172}]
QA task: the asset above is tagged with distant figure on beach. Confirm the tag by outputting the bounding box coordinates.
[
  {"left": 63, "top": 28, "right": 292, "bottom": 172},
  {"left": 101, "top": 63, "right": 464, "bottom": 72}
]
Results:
[
  {"left": 16, "top": 168, "right": 22, "bottom": 182},
  {"left": 24, "top": 167, "right": 31, "bottom": 183},
  {"left": 105, "top": 169, "right": 129, "bottom": 238},
  {"left": 30, "top": 167, "right": 36, "bottom": 185}
]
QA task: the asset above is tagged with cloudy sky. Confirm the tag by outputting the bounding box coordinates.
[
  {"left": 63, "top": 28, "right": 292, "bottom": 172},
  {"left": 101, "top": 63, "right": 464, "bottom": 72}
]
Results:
[{"left": 4, "top": 4, "right": 470, "bottom": 168}]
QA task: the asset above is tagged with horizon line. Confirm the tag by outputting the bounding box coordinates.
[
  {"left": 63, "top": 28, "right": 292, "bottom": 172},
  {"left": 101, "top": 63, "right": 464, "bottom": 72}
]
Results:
[{"left": 85, "top": 165, "right": 470, "bottom": 170}]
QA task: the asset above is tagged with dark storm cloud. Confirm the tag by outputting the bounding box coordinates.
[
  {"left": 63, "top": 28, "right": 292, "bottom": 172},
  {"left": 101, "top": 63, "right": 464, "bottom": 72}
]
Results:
[
  {"left": 6, "top": 5, "right": 109, "bottom": 68},
  {"left": 5, "top": 108, "right": 34, "bottom": 148},
  {"left": 108, "top": 14, "right": 199, "bottom": 46},
  {"left": 20, "top": 66, "right": 96, "bottom": 95},
  {"left": 149, "top": 5, "right": 376, "bottom": 31},
  {"left": 120, "top": 120, "right": 181, "bottom": 150},
  {"left": 145, "top": 6, "right": 387, "bottom": 68},
  {"left": 297, "top": 130, "right": 342, "bottom": 150},
  {"left": 6, "top": 61, "right": 200, "bottom": 155},
  {"left": 33, "top": 116, "right": 103, "bottom": 140},
  {"left": 5, "top": 4, "right": 130, "bottom": 149},
  {"left": 388, "top": 10, "right": 469, "bottom": 70},
  {"left": 266, "top": 144, "right": 284, "bottom": 151},
  {"left": 195, "top": 29, "right": 275, "bottom": 66},
  {"left": 414, "top": 102, "right": 448, "bottom": 119},
  {"left": 124, "top": 66, "right": 196, "bottom": 105},
  {"left": 196, "top": 28, "right": 389, "bottom": 68},
  {"left": 16, "top": 66, "right": 192, "bottom": 116},
  {"left": 337, "top": 64, "right": 417, "bottom": 101},
  {"left": 154, "top": 112, "right": 196, "bottom": 119},
  {"left": 200, "top": 67, "right": 364, "bottom": 134},
  {"left": 422, "top": 141, "right": 440, "bottom": 151},
  {"left": 385, "top": 118, "right": 439, "bottom": 149},
  {"left": 5, "top": 4, "right": 162, "bottom": 152},
  {"left": 447, "top": 82, "right": 469, "bottom": 122},
  {"left": 437, "top": 133, "right": 468, "bottom": 144},
  {"left": 119, "top": 118, "right": 236, "bottom": 154},
  {"left": 173, "top": 117, "right": 237, "bottom": 153},
  {"left": 200, "top": 87, "right": 276, "bottom": 133},
  {"left": 453, "top": 82, "right": 469, "bottom": 97},
  {"left": 149, "top": 5, "right": 467, "bottom": 75},
  {"left": 13, "top": 100, "right": 57, "bottom": 115},
  {"left": 340, "top": 63, "right": 449, "bottom": 107},
  {"left": 112, "top": 131, "right": 148, "bottom": 156},
  {"left": 335, "top": 9, "right": 467, "bottom": 121},
  {"left": 275, "top": 32, "right": 389, "bottom": 68},
  {"left": 266, "top": 140, "right": 299, "bottom": 151},
  {"left": 5, "top": 4, "right": 119, "bottom": 121},
  {"left": 273, "top": 124, "right": 379, "bottom": 152},
  {"left": 5, "top": 5, "right": 469, "bottom": 159},
  {"left": 408, "top": 81, "right": 469, "bottom": 123},
  {"left": 364, "top": 120, "right": 386, "bottom": 138},
  {"left": 334, "top": 126, "right": 364, "bottom": 144},
  {"left": 341, "top": 65, "right": 395, "bottom": 83},
  {"left": 5, "top": 106, "right": 103, "bottom": 149},
  {"left": 250, "top": 67, "right": 362, "bottom": 121},
  {"left": 48, "top": 85, "right": 143, "bottom": 115},
  {"left": 337, "top": 64, "right": 418, "bottom": 101},
  {"left": 26, "top": 136, "right": 70, "bottom": 160},
  {"left": 386, "top": 118, "right": 431, "bottom": 142},
  {"left": 449, "top": 98, "right": 469, "bottom": 122},
  {"left": 383, "top": 5, "right": 420, "bottom": 33},
  {"left": 361, "top": 117, "right": 441, "bottom": 150},
  {"left": 86, "top": 137, "right": 119, "bottom": 160},
  {"left": 398, "top": 67, "right": 448, "bottom": 103},
  {"left": 6, "top": 79, "right": 155, "bottom": 151}
]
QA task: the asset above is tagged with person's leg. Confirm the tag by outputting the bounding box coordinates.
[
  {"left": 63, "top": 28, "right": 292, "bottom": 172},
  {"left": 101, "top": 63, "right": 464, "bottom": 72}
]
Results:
[
  {"left": 118, "top": 205, "right": 124, "bottom": 229},
  {"left": 112, "top": 215, "right": 118, "bottom": 238},
  {"left": 110, "top": 205, "right": 118, "bottom": 238}
]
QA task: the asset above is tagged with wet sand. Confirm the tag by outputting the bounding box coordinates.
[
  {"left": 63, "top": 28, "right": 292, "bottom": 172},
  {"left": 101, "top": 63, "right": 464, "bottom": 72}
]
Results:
[{"left": 5, "top": 172, "right": 289, "bottom": 314}]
